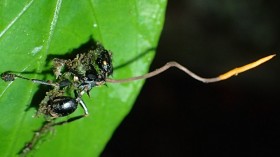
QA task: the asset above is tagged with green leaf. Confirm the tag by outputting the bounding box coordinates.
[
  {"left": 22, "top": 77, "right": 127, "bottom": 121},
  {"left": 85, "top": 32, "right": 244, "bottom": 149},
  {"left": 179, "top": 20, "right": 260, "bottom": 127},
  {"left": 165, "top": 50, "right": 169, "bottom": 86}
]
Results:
[{"left": 0, "top": 0, "right": 167, "bottom": 157}]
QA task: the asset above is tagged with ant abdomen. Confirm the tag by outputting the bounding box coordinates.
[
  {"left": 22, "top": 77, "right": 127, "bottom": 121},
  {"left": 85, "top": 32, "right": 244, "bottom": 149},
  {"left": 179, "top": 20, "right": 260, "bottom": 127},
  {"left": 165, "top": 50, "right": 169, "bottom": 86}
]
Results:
[{"left": 48, "top": 96, "right": 78, "bottom": 117}]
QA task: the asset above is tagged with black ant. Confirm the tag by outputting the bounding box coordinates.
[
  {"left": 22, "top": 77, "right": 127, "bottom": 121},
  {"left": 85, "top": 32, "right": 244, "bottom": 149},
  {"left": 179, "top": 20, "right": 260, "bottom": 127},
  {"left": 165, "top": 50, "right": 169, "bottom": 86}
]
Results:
[
  {"left": 2, "top": 44, "right": 113, "bottom": 119},
  {"left": 0, "top": 43, "right": 275, "bottom": 156}
]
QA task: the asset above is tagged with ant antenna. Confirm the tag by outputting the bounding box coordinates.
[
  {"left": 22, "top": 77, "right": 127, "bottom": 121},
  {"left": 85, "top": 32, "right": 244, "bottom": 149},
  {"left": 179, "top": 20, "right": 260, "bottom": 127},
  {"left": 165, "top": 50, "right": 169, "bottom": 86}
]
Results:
[
  {"left": 1, "top": 73, "right": 58, "bottom": 87},
  {"left": 106, "top": 54, "right": 275, "bottom": 83}
]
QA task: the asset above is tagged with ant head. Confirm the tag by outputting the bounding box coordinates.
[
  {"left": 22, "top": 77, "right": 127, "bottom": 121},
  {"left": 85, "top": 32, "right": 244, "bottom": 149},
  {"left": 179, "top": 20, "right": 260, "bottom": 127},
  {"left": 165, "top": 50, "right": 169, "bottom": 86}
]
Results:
[{"left": 95, "top": 44, "right": 113, "bottom": 78}]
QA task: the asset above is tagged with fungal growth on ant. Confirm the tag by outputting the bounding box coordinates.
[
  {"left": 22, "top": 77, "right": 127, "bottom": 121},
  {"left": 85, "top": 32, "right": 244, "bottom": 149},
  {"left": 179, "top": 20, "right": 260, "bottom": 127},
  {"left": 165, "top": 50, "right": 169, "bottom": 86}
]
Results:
[
  {"left": 0, "top": 43, "right": 275, "bottom": 156},
  {"left": 2, "top": 44, "right": 113, "bottom": 119}
]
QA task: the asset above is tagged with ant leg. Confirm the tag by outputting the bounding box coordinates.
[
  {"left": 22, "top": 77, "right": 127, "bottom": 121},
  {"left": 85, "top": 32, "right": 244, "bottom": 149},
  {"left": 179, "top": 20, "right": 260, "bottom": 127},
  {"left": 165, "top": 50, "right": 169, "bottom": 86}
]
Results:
[
  {"left": 18, "top": 120, "right": 54, "bottom": 156},
  {"left": 1, "top": 72, "right": 58, "bottom": 87},
  {"left": 77, "top": 97, "right": 89, "bottom": 115},
  {"left": 18, "top": 115, "right": 86, "bottom": 156},
  {"left": 74, "top": 90, "right": 89, "bottom": 115}
]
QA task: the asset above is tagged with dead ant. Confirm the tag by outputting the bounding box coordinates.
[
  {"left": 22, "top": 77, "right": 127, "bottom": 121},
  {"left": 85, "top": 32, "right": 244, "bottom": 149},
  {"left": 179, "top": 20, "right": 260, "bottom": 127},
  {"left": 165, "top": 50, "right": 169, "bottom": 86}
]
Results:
[{"left": 0, "top": 43, "right": 275, "bottom": 156}]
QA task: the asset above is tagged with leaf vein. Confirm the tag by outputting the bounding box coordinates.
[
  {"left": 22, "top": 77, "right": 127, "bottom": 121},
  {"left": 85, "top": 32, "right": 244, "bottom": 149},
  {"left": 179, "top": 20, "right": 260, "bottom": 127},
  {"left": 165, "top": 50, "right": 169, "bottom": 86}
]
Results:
[
  {"left": 44, "top": 0, "right": 63, "bottom": 56},
  {"left": 0, "top": 0, "right": 34, "bottom": 38}
]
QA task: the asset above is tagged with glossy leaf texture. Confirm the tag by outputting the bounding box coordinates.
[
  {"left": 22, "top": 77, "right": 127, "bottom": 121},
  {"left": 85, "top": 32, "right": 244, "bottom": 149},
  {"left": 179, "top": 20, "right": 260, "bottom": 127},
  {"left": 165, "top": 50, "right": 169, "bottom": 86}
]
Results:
[{"left": 0, "top": 0, "right": 167, "bottom": 157}]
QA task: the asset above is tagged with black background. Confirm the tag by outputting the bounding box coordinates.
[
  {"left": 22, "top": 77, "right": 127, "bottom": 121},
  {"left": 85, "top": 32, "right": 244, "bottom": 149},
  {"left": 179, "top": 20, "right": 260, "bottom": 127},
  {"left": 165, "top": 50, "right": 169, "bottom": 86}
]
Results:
[{"left": 102, "top": 1, "right": 280, "bottom": 156}]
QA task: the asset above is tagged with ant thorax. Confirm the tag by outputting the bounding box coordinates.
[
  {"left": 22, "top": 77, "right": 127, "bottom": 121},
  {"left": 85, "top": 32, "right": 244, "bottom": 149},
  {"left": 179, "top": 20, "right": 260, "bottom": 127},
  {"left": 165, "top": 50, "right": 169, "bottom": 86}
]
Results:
[{"left": 54, "top": 44, "right": 113, "bottom": 88}]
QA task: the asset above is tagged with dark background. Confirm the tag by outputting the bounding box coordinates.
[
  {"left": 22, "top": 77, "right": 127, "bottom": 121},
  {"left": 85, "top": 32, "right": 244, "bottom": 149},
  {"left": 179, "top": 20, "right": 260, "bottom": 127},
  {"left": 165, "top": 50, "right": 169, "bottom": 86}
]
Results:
[{"left": 102, "top": 1, "right": 280, "bottom": 156}]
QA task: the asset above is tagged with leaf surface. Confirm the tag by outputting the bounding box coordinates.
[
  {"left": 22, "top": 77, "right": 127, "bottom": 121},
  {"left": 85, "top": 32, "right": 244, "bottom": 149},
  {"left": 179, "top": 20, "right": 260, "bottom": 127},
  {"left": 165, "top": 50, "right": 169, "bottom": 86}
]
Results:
[{"left": 0, "top": 0, "right": 166, "bottom": 156}]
